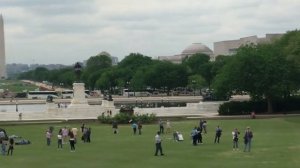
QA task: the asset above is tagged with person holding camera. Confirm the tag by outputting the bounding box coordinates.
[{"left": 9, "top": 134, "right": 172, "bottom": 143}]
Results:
[{"left": 232, "top": 128, "right": 240, "bottom": 150}]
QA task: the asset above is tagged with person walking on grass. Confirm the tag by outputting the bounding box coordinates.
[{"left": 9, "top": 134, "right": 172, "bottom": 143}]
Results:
[
  {"left": 191, "top": 127, "right": 198, "bottom": 146},
  {"left": 159, "top": 119, "right": 164, "bottom": 134},
  {"left": 166, "top": 120, "right": 171, "bottom": 134},
  {"left": 69, "top": 129, "right": 76, "bottom": 152},
  {"left": 7, "top": 138, "right": 14, "bottom": 156},
  {"left": 132, "top": 122, "right": 138, "bottom": 135},
  {"left": 232, "top": 128, "right": 240, "bottom": 150},
  {"left": 1, "top": 139, "right": 6, "bottom": 155},
  {"left": 46, "top": 129, "right": 52, "bottom": 146},
  {"left": 112, "top": 120, "right": 118, "bottom": 134},
  {"left": 86, "top": 127, "right": 91, "bottom": 143},
  {"left": 244, "top": 127, "right": 253, "bottom": 152},
  {"left": 197, "top": 126, "right": 203, "bottom": 144},
  {"left": 202, "top": 120, "right": 208, "bottom": 134},
  {"left": 154, "top": 131, "right": 164, "bottom": 156},
  {"left": 214, "top": 125, "right": 222, "bottom": 144},
  {"left": 62, "top": 127, "right": 69, "bottom": 144},
  {"left": 138, "top": 121, "right": 143, "bottom": 135},
  {"left": 57, "top": 129, "right": 63, "bottom": 149}
]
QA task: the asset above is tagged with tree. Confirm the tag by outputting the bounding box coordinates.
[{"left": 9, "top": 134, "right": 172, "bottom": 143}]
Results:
[
  {"left": 83, "top": 54, "right": 113, "bottom": 88},
  {"left": 86, "top": 54, "right": 112, "bottom": 71},
  {"left": 183, "top": 53, "right": 210, "bottom": 74},
  {"left": 118, "top": 53, "right": 153, "bottom": 71},
  {"left": 33, "top": 67, "right": 49, "bottom": 82},
  {"left": 277, "top": 30, "right": 300, "bottom": 68},
  {"left": 213, "top": 43, "right": 299, "bottom": 113},
  {"left": 131, "top": 69, "right": 147, "bottom": 92},
  {"left": 188, "top": 74, "right": 207, "bottom": 95},
  {"left": 183, "top": 53, "right": 214, "bottom": 89},
  {"left": 145, "top": 61, "right": 188, "bottom": 95}
]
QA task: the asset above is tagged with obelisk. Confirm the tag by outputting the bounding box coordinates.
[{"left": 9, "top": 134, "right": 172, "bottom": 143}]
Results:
[{"left": 0, "top": 14, "right": 6, "bottom": 79}]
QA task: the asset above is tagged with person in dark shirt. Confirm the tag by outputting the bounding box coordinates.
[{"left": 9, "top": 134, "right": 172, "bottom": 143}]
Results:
[
  {"left": 244, "top": 127, "right": 253, "bottom": 152},
  {"left": 138, "top": 121, "right": 143, "bottom": 135},
  {"left": 214, "top": 125, "right": 222, "bottom": 144},
  {"left": 112, "top": 121, "right": 118, "bottom": 134},
  {"left": 7, "top": 138, "right": 14, "bottom": 156}
]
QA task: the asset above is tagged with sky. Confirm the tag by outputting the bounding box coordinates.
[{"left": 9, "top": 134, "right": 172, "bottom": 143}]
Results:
[{"left": 1, "top": 0, "right": 300, "bottom": 65}]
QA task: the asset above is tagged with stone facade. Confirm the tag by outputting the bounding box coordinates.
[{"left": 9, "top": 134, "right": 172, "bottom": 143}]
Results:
[{"left": 213, "top": 34, "right": 283, "bottom": 57}]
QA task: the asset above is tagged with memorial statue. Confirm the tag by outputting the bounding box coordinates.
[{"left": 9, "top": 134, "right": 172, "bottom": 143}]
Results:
[
  {"left": 108, "top": 94, "right": 113, "bottom": 101},
  {"left": 74, "top": 62, "right": 82, "bottom": 82}
]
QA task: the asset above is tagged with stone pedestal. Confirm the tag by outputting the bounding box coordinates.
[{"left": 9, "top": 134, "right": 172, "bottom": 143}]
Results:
[{"left": 68, "top": 83, "right": 89, "bottom": 108}]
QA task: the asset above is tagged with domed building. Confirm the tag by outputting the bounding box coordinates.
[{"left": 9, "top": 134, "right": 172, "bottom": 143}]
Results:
[
  {"left": 181, "top": 43, "right": 213, "bottom": 57},
  {"left": 97, "top": 51, "right": 111, "bottom": 57},
  {"left": 158, "top": 43, "right": 213, "bottom": 64}
]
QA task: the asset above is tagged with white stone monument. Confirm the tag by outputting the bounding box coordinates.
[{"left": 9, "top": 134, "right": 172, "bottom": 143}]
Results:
[
  {"left": 68, "top": 83, "right": 90, "bottom": 108},
  {"left": 45, "top": 62, "right": 117, "bottom": 118}
]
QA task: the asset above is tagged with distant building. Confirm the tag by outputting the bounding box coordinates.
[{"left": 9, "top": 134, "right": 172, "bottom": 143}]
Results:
[
  {"left": 213, "top": 34, "right": 283, "bottom": 58},
  {"left": 158, "top": 43, "right": 213, "bottom": 64},
  {"left": 0, "top": 14, "right": 6, "bottom": 79}
]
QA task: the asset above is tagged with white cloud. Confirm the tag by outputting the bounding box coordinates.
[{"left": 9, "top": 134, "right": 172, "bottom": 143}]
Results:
[{"left": 1, "top": 0, "right": 300, "bottom": 64}]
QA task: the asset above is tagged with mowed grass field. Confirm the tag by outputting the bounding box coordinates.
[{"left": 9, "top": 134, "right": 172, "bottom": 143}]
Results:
[{"left": 0, "top": 117, "right": 300, "bottom": 168}]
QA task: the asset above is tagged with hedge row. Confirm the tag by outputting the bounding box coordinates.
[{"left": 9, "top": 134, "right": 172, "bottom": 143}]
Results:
[
  {"left": 218, "top": 97, "right": 300, "bottom": 115},
  {"left": 98, "top": 113, "right": 156, "bottom": 124}
]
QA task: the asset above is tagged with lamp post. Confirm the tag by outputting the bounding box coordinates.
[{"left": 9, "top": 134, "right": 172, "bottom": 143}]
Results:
[
  {"left": 15, "top": 100, "right": 18, "bottom": 112},
  {"left": 192, "top": 80, "right": 196, "bottom": 96},
  {"left": 126, "top": 81, "right": 130, "bottom": 98},
  {"left": 59, "top": 83, "right": 64, "bottom": 98},
  {"left": 166, "top": 97, "right": 169, "bottom": 107},
  {"left": 135, "top": 97, "right": 138, "bottom": 107}
]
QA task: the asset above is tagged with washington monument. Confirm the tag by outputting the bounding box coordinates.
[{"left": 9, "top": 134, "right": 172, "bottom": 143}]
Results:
[{"left": 0, "top": 14, "right": 6, "bottom": 79}]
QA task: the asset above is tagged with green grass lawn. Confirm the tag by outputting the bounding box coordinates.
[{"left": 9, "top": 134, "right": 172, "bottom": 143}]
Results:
[
  {"left": 0, "top": 80, "right": 37, "bottom": 93},
  {"left": 1, "top": 117, "right": 300, "bottom": 168}
]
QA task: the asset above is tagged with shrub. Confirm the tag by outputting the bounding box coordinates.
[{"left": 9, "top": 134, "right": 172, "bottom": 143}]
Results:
[
  {"left": 218, "top": 96, "right": 300, "bottom": 115},
  {"left": 98, "top": 113, "right": 156, "bottom": 124}
]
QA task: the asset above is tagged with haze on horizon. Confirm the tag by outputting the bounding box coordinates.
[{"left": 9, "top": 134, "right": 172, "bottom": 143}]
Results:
[{"left": 1, "top": 0, "right": 299, "bottom": 65}]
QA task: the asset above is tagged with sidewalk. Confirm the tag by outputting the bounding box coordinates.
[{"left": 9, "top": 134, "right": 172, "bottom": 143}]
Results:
[{"left": 1, "top": 108, "right": 299, "bottom": 124}]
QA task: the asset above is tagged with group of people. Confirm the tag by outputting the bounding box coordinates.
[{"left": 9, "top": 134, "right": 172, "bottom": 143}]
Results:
[
  {"left": 131, "top": 121, "right": 143, "bottom": 135},
  {"left": 158, "top": 119, "right": 172, "bottom": 134},
  {"left": 80, "top": 124, "right": 92, "bottom": 143},
  {"left": 154, "top": 119, "right": 254, "bottom": 156},
  {"left": 212, "top": 125, "right": 253, "bottom": 152},
  {"left": 189, "top": 120, "right": 254, "bottom": 152},
  {"left": 45, "top": 124, "right": 92, "bottom": 152}
]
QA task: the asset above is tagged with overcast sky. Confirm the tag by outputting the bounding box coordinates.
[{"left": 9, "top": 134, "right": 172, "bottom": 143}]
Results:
[{"left": 1, "top": 0, "right": 300, "bottom": 65}]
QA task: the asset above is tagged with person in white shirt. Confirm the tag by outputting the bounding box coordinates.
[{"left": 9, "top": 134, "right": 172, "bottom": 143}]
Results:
[
  {"left": 154, "top": 131, "right": 164, "bottom": 156},
  {"left": 57, "top": 129, "right": 63, "bottom": 149},
  {"left": 166, "top": 120, "right": 171, "bottom": 134}
]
